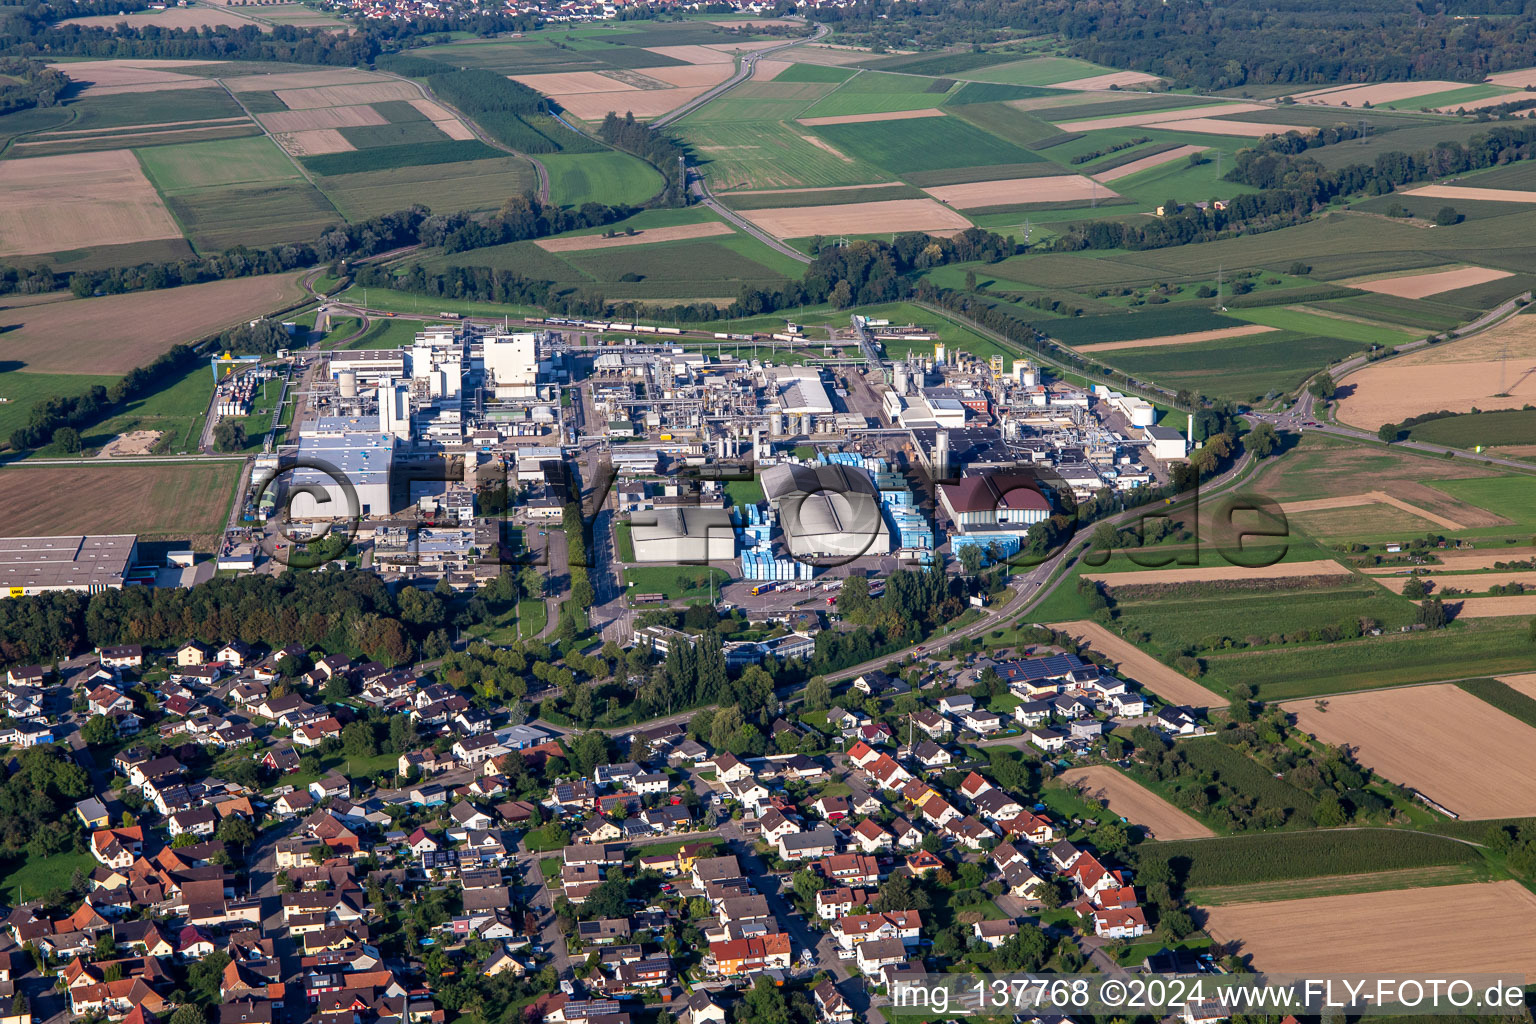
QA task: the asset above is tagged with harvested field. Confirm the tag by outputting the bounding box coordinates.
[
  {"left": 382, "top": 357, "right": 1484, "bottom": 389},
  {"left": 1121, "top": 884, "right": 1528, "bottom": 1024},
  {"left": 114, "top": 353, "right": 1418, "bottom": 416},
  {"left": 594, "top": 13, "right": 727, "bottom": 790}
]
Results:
[
  {"left": 558, "top": 88, "right": 708, "bottom": 120},
  {"left": 45, "top": 61, "right": 201, "bottom": 90},
  {"left": 407, "top": 99, "right": 455, "bottom": 120},
  {"left": 72, "top": 80, "right": 217, "bottom": 97},
  {"left": 41, "top": 116, "right": 248, "bottom": 137},
  {"left": 0, "top": 463, "right": 239, "bottom": 542},
  {"left": 0, "top": 149, "right": 179, "bottom": 259},
  {"left": 1057, "top": 767, "right": 1213, "bottom": 840},
  {"left": 257, "top": 104, "right": 386, "bottom": 133},
  {"left": 0, "top": 272, "right": 307, "bottom": 374},
  {"left": 274, "top": 129, "right": 354, "bottom": 155},
  {"left": 1442, "top": 595, "right": 1536, "bottom": 617},
  {"left": 1350, "top": 265, "right": 1513, "bottom": 298},
  {"left": 1153, "top": 116, "right": 1316, "bottom": 137},
  {"left": 225, "top": 70, "right": 389, "bottom": 92},
  {"left": 1435, "top": 546, "right": 1536, "bottom": 570},
  {"left": 1337, "top": 316, "right": 1536, "bottom": 429},
  {"left": 798, "top": 108, "right": 947, "bottom": 126},
  {"left": 1286, "top": 684, "right": 1536, "bottom": 818},
  {"left": 641, "top": 64, "right": 734, "bottom": 88},
  {"left": 1083, "top": 559, "right": 1350, "bottom": 587},
  {"left": 511, "top": 72, "right": 639, "bottom": 94},
  {"left": 1094, "top": 144, "right": 1208, "bottom": 182},
  {"left": 1053, "top": 102, "right": 1269, "bottom": 132},
  {"left": 13, "top": 122, "right": 259, "bottom": 150},
  {"left": 1052, "top": 619, "right": 1223, "bottom": 708},
  {"left": 274, "top": 83, "right": 419, "bottom": 110},
  {"left": 1487, "top": 67, "right": 1536, "bottom": 88},
  {"left": 432, "top": 119, "right": 475, "bottom": 141},
  {"left": 922, "top": 174, "right": 1113, "bottom": 209},
  {"left": 644, "top": 45, "right": 734, "bottom": 65},
  {"left": 1201, "top": 881, "right": 1536, "bottom": 974},
  {"left": 1377, "top": 569, "right": 1536, "bottom": 593},
  {"left": 1051, "top": 70, "right": 1162, "bottom": 91},
  {"left": 1290, "top": 80, "right": 1466, "bottom": 106},
  {"left": 1277, "top": 491, "right": 1470, "bottom": 531},
  {"left": 60, "top": 8, "right": 259, "bottom": 29},
  {"left": 1073, "top": 323, "right": 1276, "bottom": 352},
  {"left": 739, "top": 198, "right": 972, "bottom": 238},
  {"left": 1402, "top": 184, "right": 1536, "bottom": 203},
  {"left": 752, "top": 60, "right": 792, "bottom": 81},
  {"left": 535, "top": 222, "right": 734, "bottom": 252}
]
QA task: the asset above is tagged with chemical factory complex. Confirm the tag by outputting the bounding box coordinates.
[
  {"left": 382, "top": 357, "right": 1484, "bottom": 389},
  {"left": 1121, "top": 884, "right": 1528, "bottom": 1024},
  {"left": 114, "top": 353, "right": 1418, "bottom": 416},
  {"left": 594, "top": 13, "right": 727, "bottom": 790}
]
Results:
[{"left": 20, "top": 313, "right": 1192, "bottom": 610}]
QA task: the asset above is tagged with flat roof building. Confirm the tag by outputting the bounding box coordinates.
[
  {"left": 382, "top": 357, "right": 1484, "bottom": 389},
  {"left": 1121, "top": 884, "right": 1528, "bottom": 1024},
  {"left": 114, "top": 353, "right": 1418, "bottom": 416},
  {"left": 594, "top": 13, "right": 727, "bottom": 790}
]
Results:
[
  {"left": 0, "top": 535, "right": 137, "bottom": 597},
  {"left": 286, "top": 433, "right": 394, "bottom": 520}
]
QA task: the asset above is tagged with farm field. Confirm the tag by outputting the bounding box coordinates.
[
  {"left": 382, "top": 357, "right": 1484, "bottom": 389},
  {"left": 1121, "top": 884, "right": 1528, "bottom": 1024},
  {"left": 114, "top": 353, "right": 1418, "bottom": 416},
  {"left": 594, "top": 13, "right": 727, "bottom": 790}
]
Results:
[
  {"left": 1337, "top": 314, "right": 1536, "bottom": 429},
  {"left": 1407, "top": 409, "right": 1536, "bottom": 448},
  {"left": 0, "top": 272, "right": 308, "bottom": 374},
  {"left": 1348, "top": 265, "right": 1513, "bottom": 299},
  {"left": 1202, "top": 617, "right": 1536, "bottom": 699},
  {"left": 0, "top": 148, "right": 182, "bottom": 260},
  {"left": 1248, "top": 432, "right": 1510, "bottom": 510},
  {"left": 1286, "top": 684, "right": 1536, "bottom": 818},
  {"left": 0, "top": 463, "right": 240, "bottom": 541},
  {"left": 1081, "top": 559, "right": 1350, "bottom": 587},
  {"left": 540, "top": 151, "right": 664, "bottom": 208},
  {"left": 317, "top": 156, "right": 538, "bottom": 220},
  {"left": 1071, "top": 324, "right": 1275, "bottom": 353},
  {"left": 679, "top": 120, "right": 888, "bottom": 191},
  {"left": 1056, "top": 767, "right": 1214, "bottom": 840},
  {"left": 0, "top": 369, "right": 119, "bottom": 443},
  {"left": 1049, "top": 620, "right": 1222, "bottom": 708},
  {"left": 1201, "top": 881, "right": 1536, "bottom": 974},
  {"left": 1276, "top": 491, "right": 1477, "bottom": 532},
  {"left": 738, "top": 198, "right": 972, "bottom": 238}
]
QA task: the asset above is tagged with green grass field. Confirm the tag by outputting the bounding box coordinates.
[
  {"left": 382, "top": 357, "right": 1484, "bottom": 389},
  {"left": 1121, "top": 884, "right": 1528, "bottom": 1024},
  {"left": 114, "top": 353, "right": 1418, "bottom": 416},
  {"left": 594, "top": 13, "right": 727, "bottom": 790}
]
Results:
[
  {"left": 1406, "top": 410, "right": 1536, "bottom": 448},
  {"left": 81, "top": 361, "right": 216, "bottom": 453},
  {"left": 165, "top": 180, "right": 341, "bottom": 252},
  {"left": 680, "top": 120, "right": 888, "bottom": 191},
  {"left": 1227, "top": 306, "right": 1419, "bottom": 347},
  {"left": 316, "top": 156, "right": 539, "bottom": 220},
  {"left": 956, "top": 56, "right": 1116, "bottom": 86},
  {"left": 1134, "top": 829, "right": 1484, "bottom": 891},
  {"left": 809, "top": 116, "right": 1042, "bottom": 176},
  {"left": 541, "top": 151, "right": 664, "bottom": 208},
  {"left": 1202, "top": 617, "right": 1536, "bottom": 699},
  {"left": 623, "top": 566, "right": 729, "bottom": 599},
  {"left": 136, "top": 135, "right": 299, "bottom": 192},
  {"left": 301, "top": 140, "right": 502, "bottom": 177},
  {"left": 773, "top": 63, "right": 855, "bottom": 84},
  {"left": 0, "top": 371, "right": 120, "bottom": 443}
]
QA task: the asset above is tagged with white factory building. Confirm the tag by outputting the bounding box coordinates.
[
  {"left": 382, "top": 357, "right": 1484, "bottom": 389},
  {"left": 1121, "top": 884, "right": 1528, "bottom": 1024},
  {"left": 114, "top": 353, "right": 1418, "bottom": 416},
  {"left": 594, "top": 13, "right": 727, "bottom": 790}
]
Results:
[
  {"left": 629, "top": 507, "right": 736, "bottom": 563},
  {"left": 287, "top": 431, "right": 394, "bottom": 520},
  {"left": 483, "top": 333, "right": 539, "bottom": 397},
  {"left": 762, "top": 463, "right": 890, "bottom": 560}
]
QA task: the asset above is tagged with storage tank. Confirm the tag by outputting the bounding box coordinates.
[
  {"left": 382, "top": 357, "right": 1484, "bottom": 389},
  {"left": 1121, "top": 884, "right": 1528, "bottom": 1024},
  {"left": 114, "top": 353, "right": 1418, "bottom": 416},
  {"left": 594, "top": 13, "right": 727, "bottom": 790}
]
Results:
[
  {"left": 893, "top": 361, "right": 909, "bottom": 396},
  {"left": 339, "top": 370, "right": 358, "bottom": 399},
  {"left": 933, "top": 343, "right": 946, "bottom": 365}
]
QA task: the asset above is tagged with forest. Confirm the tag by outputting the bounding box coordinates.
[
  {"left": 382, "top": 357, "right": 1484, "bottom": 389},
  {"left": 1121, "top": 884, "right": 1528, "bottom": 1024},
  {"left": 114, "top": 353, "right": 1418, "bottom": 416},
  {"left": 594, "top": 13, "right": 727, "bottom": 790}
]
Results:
[{"left": 808, "top": 0, "right": 1536, "bottom": 90}]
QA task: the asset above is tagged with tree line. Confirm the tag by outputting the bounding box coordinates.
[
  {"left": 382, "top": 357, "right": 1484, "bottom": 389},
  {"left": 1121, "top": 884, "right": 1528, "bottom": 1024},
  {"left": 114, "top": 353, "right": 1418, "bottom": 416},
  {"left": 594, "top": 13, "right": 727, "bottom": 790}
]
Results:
[
  {"left": 0, "top": 566, "right": 459, "bottom": 666},
  {"left": 0, "top": 56, "right": 68, "bottom": 115},
  {"left": 365, "top": 228, "right": 1017, "bottom": 326},
  {"left": 8, "top": 342, "right": 199, "bottom": 450},
  {"left": 808, "top": 0, "right": 1536, "bottom": 91},
  {"left": 598, "top": 112, "right": 689, "bottom": 208}
]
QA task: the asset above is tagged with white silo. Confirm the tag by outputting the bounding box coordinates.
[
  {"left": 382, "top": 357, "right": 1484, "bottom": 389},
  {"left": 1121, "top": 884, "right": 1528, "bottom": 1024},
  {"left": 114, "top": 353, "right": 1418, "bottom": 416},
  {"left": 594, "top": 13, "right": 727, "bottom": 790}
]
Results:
[{"left": 339, "top": 370, "right": 358, "bottom": 399}]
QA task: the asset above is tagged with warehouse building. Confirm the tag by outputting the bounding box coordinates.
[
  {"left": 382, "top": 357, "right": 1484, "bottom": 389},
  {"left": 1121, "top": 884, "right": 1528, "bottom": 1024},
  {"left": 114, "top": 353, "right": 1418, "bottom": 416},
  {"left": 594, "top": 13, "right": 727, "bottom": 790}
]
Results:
[
  {"left": 937, "top": 471, "right": 1053, "bottom": 530},
  {"left": 762, "top": 463, "right": 890, "bottom": 560},
  {"left": 629, "top": 507, "right": 736, "bottom": 563},
  {"left": 285, "top": 432, "right": 394, "bottom": 520},
  {"left": 0, "top": 535, "right": 137, "bottom": 597}
]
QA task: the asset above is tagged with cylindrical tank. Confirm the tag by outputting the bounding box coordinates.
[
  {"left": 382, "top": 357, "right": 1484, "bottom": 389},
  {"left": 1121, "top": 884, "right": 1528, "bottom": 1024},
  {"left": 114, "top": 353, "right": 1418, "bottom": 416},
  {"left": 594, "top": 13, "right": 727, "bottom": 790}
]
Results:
[
  {"left": 339, "top": 370, "right": 358, "bottom": 399},
  {"left": 894, "top": 361, "right": 909, "bottom": 396}
]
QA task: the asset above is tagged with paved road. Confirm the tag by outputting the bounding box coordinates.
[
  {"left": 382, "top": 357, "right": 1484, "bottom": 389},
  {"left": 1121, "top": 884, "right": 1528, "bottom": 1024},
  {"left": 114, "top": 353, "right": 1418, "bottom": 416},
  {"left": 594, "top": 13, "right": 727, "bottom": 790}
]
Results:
[{"left": 652, "top": 23, "right": 828, "bottom": 129}]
